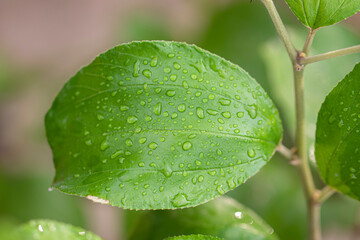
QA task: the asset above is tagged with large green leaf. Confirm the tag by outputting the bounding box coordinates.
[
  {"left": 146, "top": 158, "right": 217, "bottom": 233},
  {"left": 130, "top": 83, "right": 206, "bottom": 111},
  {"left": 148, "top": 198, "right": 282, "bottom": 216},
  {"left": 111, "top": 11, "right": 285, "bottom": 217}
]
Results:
[
  {"left": 126, "top": 196, "right": 277, "bottom": 240},
  {"left": 45, "top": 41, "right": 282, "bottom": 210},
  {"left": 15, "top": 220, "right": 102, "bottom": 240},
  {"left": 285, "top": 0, "right": 360, "bottom": 28},
  {"left": 165, "top": 235, "right": 224, "bottom": 240},
  {"left": 315, "top": 63, "right": 360, "bottom": 200}
]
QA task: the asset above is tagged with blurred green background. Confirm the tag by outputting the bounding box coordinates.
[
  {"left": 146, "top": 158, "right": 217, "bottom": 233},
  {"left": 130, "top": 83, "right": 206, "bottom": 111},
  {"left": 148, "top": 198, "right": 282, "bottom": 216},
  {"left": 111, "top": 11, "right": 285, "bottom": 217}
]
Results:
[{"left": 0, "top": 0, "right": 359, "bottom": 239}]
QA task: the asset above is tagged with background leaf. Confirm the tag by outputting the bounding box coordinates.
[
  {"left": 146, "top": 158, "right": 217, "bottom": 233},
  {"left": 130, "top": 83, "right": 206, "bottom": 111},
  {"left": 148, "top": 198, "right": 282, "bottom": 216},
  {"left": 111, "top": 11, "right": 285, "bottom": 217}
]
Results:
[
  {"left": 164, "top": 234, "right": 224, "bottom": 240},
  {"left": 315, "top": 62, "right": 360, "bottom": 200},
  {"left": 285, "top": 0, "right": 360, "bottom": 28},
  {"left": 125, "top": 196, "right": 277, "bottom": 240},
  {"left": 15, "top": 219, "right": 102, "bottom": 240},
  {"left": 45, "top": 41, "right": 282, "bottom": 210}
]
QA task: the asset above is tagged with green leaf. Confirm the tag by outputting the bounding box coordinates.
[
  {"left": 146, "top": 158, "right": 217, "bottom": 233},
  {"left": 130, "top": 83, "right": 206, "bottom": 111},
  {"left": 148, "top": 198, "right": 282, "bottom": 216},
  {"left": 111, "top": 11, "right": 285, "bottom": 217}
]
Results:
[
  {"left": 315, "top": 62, "right": 360, "bottom": 200},
  {"left": 45, "top": 41, "right": 282, "bottom": 210},
  {"left": 285, "top": 0, "right": 360, "bottom": 28},
  {"left": 165, "top": 234, "right": 224, "bottom": 240},
  {"left": 15, "top": 219, "right": 102, "bottom": 240},
  {"left": 126, "top": 196, "right": 277, "bottom": 240}
]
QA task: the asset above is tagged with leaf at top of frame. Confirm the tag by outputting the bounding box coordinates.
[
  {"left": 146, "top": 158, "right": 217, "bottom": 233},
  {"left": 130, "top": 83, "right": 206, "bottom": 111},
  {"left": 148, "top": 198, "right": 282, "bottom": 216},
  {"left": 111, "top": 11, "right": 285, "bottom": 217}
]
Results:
[{"left": 285, "top": 0, "right": 360, "bottom": 28}]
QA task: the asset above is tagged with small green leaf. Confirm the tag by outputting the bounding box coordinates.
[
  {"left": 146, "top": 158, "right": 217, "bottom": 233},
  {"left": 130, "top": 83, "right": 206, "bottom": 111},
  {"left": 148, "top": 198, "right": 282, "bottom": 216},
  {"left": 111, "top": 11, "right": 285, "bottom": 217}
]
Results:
[
  {"left": 165, "top": 234, "right": 224, "bottom": 240},
  {"left": 126, "top": 197, "right": 277, "bottom": 240},
  {"left": 285, "top": 0, "right": 360, "bottom": 28},
  {"left": 15, "top": 219, "right": 102, "bottom": 240},
  {"left": 45, "top": 41, "right": 282, "bottom": 210},
  {"left": 316, "top": 62, "right": 360, "bottom": 200}
]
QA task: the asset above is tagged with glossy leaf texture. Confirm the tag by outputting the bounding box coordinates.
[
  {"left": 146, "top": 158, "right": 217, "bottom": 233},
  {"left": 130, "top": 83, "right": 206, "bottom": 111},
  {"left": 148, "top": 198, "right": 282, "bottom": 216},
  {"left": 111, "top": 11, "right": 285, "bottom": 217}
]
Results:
[
  {"left": 14, "top": 220, "right": 102, "bottom": 240},
  {"left": 126, "top": 197, "right": 277, "bottom": 240},
  {"left": 315, "top": 63, "right": 360, "bottom": 200},
  {"left": 285, "top": 0, "right": 360, "bottom": 28},
  {"left": 45, "top": 41, "right": 282, "bottom": 210},
  {"left": 165, "top": 235, "right": 224, "bottom": 240}
]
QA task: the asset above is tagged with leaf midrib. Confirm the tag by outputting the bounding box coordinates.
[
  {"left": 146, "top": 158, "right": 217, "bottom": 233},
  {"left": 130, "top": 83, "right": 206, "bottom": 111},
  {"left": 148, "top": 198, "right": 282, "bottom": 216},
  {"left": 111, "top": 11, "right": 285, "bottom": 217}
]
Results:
[
  {"left": 58, "top": 81, "right": 272, "bottom": 123},
  {"left": 55, "top": 156, "right": 265, "bottom": 187}
]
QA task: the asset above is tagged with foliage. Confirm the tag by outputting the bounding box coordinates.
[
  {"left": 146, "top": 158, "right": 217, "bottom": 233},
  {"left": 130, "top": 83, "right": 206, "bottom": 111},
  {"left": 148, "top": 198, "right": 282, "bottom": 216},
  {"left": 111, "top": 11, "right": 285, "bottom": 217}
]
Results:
[{"left": 15, "top": 0, "right": 360, "bottom": 239}]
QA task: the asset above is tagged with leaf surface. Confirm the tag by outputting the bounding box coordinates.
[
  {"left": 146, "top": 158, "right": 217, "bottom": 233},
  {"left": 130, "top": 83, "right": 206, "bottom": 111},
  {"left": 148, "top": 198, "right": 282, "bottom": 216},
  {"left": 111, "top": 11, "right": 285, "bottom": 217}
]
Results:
[
  {"left": 285, "top": 0, "right": 360, "bottom": 28},
  {"left": 15, "top": 220, "right": 102, "bottom": 240},
  {"left": 45, "top": 41, "right": 282, "bottom": 210},
  {"left": 126, "top": 197, "right": 277, "bottom": 240},
  {"left": 315, "top": 63, "right": 360, "bottom": 200}
]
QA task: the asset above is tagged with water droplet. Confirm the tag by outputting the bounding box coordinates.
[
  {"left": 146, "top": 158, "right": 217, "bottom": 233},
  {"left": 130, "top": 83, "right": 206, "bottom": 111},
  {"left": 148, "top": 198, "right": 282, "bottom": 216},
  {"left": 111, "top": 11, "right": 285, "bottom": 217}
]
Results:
[
  {"left": 182, "top": 141, "right": 192, "bottom": 150},
  {"left": 338, "top": 119, "right": 344, "bottom": 128},
  {"left": 195, "top": 160, "right": 202, "bottom": 166},
  {"left": 126, "top": 139, "right": 133, "bottom": 147},
  {"left": 221, "top": 111, "right": 231, "bottom": 118},
  {"left": 328, "top": 115, "right": 336, "bottom": 124},
  {"left": 217, "top": 149, "right": 223, "bottom": 155},
  {"left": 97, "top": 114, "right": 105, "bottom": 120},
  {"left": 174, "top": 62, "right": 181, "bottom": 70},
  {"left": 166, "top": 90, "right": 176, "bottom": 97},
  {"left": 171, "top": 112, "right": 178, "bottom": 119},
  {"left": 159, "top": 186, "right": 165, "bottom": 192},
  {"left": 142, "top": 69, "right": 152, "bottom": 78},
  {"left": 208, "top": 170, "right": 216, "bottom": 176},
  {"left": 227, "top": 178, "right": 235, "bottom": 188},
  {"left": 150, "top": 57, "right": 158, "bottom": 67},
  {"left": 133, "top": 60, "right": 140, "bottom": 77},
  {"left": 145, "top": 116, "right": 152, "bottom": 121},
  {"left": 245, "top": 105, "right": 257, "bottom": 119},
  {"left": 178, "top": 104, "right": 186, "bottom": 112},
  {"left": 138, "top": 162, "right": 145, "bottom": 167},
  {"left": 111, "top": 150, "right": 123, "bottom": 159},
  {"left": 197, "top": 107, "right": 205, "bottom": 119},
  {"left": 237, "top": 112, "right": 244, "bottom": 118},
  {"left": 198, "top": 175, "right": 204, "bottom": 182},
  {"left": 219, "top": 98, "right": 231, "bottom": 106},
  {"left": 154, "top": 102, "right": 162, "bottom": 115},
  {"left": 247, "top": 148, "right": 256, "bottom": 158},
  {"left": 85, "top": 140, "right": 92, "bottom": 146},
  {"left": 206, "top": 109, "right": 218, "bottom": 115},
  {"left": 139, "top": 137, "right": 147, "bottom": 144},
  {"left": 208, "top": 94, "right": 215, "bottom": 100},
  {"left": 100, "top": 140, "right": 110, "bottom": 151},
  {"left": 127, "top": 116, "right": 138, "bottom": 124},
  {"left": 217, "top": 185, "right": 225, "bottom": 194},
  {"left": 218, "top": 118, "right": 225, "bottom": 124},
  {"left": 120, "top": 105, "right": 129, "bottom": 111},
  {"left": 105, "top": 187, "right": 111, "bottom": 192},
  {"left": 171, "top": 193, "right": 190, "bottom": 207},
  {"left": 148, "top": 142, "right": 158, "bottom": 150},
  {"left": 188, "top": 134, "right": 196, "bottom": 139},
  {"left": 234, "top": 211, "right": 242, "bottom": 219},
  {"left": 182, "top": 81, "right": 189, "bottom": 89},
  {"left": 164, "top": 67, "right": 171, "bottom": 73},
  {"left": 170, "top": 74, "right": 177, "bottom": 81},
  {"left": 168, "top": 53, "right": 175, "bottom": 58}
]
